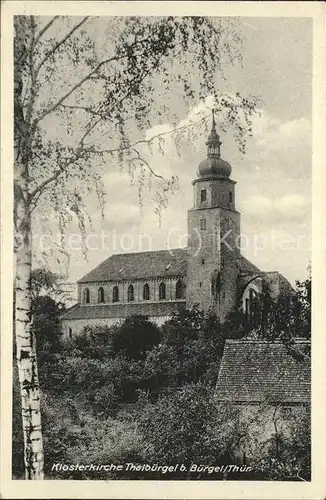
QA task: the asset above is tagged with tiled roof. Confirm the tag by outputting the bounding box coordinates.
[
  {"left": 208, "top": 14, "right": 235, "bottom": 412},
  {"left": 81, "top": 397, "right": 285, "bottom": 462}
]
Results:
[
  {"left": 215, "top": 340, "right": 310, "bottom": 404},
  {"left": 61, "top": 300, "right": 186, "bottom": 321},
  {"left": 78, "top": 248, "right": 188, "bottom": 283}
]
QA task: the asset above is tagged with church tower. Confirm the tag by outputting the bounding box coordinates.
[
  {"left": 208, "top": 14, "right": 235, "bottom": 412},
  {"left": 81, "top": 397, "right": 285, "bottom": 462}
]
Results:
[{"left": 186, "top": 111, "right": 241, "bottom": 319}]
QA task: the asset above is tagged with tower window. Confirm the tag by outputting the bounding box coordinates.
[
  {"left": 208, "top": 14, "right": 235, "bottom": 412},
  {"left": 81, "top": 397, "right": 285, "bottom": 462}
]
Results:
[
  {"left": 127, "top": 284, "right": 134, "bottom": 302},
  {"left": 211, "top": 271, "right": 221, "bottom": 299},
  {"left": 201, "top": 189, "right": 207, "bottom": 202},
  {"left": 229, "top": 190, "right": 233, "bottom": 203},
  {"left": 83, "top": 288, "right": 90, "bottom": 304},
  {"left": 202, "top": 258, "right": 205, "bottom": 265},
  {"left": 69, "top": 327, "right": 72, "bottom": 339},
  {"left": 159, "top": 282, "right": 166, "bottom": 300},
  {"left": 143, "top": 283, "right": 150, "bottom": 300},
  {"left": 98, "top": 287, "right": 105, "bottom": 303},
  {"left": 112, "top": 286, "right": 119, "bottom": 303},
  {"left": 200, "top": 218, "right": 207, "bottom": 231}
]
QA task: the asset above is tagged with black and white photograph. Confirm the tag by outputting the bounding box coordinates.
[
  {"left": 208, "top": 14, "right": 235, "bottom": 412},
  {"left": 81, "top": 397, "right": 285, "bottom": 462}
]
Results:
[{"left": 1, "top": 1, "right": 325, "bottom": 499}]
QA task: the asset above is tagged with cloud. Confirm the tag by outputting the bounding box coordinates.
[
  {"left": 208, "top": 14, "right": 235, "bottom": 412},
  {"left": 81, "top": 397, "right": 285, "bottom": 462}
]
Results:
[
  {"left": 243, "top": 112, "right": 311, "bottom": 180},
  {"left": 276, "top": 194, "right": 309, "bottom": 217},
  {"left": 241, "top": 193, "right": 310, "bottom": 225}
]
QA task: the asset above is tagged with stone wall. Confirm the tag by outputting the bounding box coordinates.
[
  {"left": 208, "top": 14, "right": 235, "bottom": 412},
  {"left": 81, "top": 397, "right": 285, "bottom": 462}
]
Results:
[
  {"left": 78, "top": 276, "right": 186, "bottom": 306},
  {"left": 62, "top": 315, "right": 171, "bottom": 339},
  {"left": 186, "top": 207, "right": 221, "bottom": 312}
]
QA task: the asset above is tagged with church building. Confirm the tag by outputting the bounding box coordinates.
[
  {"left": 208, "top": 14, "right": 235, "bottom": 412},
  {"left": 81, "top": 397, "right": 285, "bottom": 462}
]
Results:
[{"left": 61, "top": 113, "right": 291, "bottom": 338}]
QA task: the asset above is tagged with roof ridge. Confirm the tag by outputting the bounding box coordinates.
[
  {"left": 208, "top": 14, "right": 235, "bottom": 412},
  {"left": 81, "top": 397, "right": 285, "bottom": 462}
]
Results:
[
  {"left": 78, "top": 247, "right": 189, "bottom": 283},
  {"left": 110, "top": 247, "right": 187, "bottom": 257}
]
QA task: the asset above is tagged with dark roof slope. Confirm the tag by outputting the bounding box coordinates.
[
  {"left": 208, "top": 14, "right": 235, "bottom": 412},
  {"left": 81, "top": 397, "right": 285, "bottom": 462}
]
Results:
[
  {"left": 237, "top": 255, "right": 261, "bottom": 275},
  {"left": 61, "top": 300, "right": 186, "bottom": 320},
  {"left": 78, "top": 248, "right": 188, "bottom": 283},
  {"left": 215, "top": 339, "right": 310, "bottom": 404}
]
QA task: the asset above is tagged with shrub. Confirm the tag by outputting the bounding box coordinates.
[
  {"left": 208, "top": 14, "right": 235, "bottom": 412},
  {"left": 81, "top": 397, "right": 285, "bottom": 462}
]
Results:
[{"left": 112, "top": 315, "right": 162, "bottom": 360}]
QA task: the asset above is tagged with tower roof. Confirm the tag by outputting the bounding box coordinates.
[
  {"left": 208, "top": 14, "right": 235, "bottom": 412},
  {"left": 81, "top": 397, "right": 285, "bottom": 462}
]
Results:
[{"left": 198, "top": 110, "right": 232, "bottom": 179}]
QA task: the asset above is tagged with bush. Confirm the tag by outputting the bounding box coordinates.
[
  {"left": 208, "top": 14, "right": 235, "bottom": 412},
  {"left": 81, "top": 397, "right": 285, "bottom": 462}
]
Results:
[
  {"left": 112, "top": 315, "right": 162, "bottom": 360},
  {"left": 135, "top": 384, "right": 233, "bottom": 478},
  {"left": 249, "top": 407, "right": 311, "bottom": 480},
  {"left": 50, "top": 415, "right": 144, "bottom": 480},
  {"left": 142, "top": 308, "right": 225, "bottom": 391},
  {"left": 70, "top": 325, "right": 114, "bottom": 359}
]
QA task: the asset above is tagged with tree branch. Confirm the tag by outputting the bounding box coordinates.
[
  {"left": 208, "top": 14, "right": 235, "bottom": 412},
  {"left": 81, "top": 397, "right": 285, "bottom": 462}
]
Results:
[
  {"left": 30, "top": 112, "right": 210, "bottom": 202},
  {"left": 33, "top": 16, "right": 60, "bottom": 47},
  {"left": 92, "top": 114, "right": 209, "bottom": 154},
  {"left": 34, "top": 31, "right": 171, "bottom": 125},
  {"left": 35, "top": 17, "right": 89, "bottom": 75},
  {"left": 129, "top": 147, "right": 164, "bottom": 180},
  {"left": 34, "top": 53, "right": 128, "bottom": 124},
  {"left": 30, "top": 154, "right": 80, "bottom": 202}
]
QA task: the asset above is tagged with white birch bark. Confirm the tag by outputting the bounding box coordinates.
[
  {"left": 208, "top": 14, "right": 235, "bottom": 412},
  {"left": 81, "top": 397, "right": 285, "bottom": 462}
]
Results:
[
  {"left": 14, "top": 16, "right": 44, "bottom": 480},
  {"left": 14, "top": 186, "right": 44, "bottom": 480}
]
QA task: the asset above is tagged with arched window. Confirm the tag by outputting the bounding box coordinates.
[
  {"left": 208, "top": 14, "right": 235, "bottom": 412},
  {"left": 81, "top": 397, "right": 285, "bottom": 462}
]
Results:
[
  {"left": 69, "top": 327, "right": 72, "bottom": 339},
  {"left": 127, "top": 284, "right": 134, "bottom": 302},
  {"left": 245, "top": 298, "right": 250, "bottom": 316},
  {"left": 159, "top": 282, "right": 166, "bottom": 301},
  {"left": 83, "top": 287, "right": 90, "bottom": 304},
  {"left": 143, "top": 283, "right": 150, "bottom": 301},
  {"left": 249, "top": 288, "right": 257, "bottom": 318},
  {"left": 112, "top": 286, "right": 119, "bottom": 303},
  {"left": 98, "top": 287, "right": 105, "bottom": 303},
  {"left": 175, "top": 279, "right": 183, "bottom": 299}
]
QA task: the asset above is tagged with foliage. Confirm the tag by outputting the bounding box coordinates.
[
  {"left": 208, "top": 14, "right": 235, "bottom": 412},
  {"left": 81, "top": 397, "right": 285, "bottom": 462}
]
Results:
[
  {"left": 249, "top": 406, "right": 311, "bottom": 481},
  {"left": 222, "top": 309, "right": 252, "bottom": 339},
  {"left": 225, "top": 273, "right": 311, "bottom": 342},
  {"left": 133, "top": 385, "right": 253, "bottom": 479},
  {"left": 66, "top": 324, "right": 114, "bottom": 359},
  {"left": 143, "top": 307, "right": 225, "bottom": 389},
  {"left": 32, "top": 295, "right": 64, "bottom": 355},
  {"left": 137, "top": 385, "right": 216, "bottom": 469},
  {"left": 292, "top": 273, "right": 311, "bottom": 339},
  {"left": 112, "top": 315, "right": 162, "bottom": 360},
  {"left": 31, "top": 268, "right": 69, "bottom": 303}
]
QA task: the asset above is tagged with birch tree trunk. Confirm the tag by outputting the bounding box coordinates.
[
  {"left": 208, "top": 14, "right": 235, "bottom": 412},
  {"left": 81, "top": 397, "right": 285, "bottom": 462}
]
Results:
[
  {"left": 14, "top": 16, "right": 44, "bottom": 480},
  {"left": 14, "top": 176, "right": 44, "bottom": 480}
]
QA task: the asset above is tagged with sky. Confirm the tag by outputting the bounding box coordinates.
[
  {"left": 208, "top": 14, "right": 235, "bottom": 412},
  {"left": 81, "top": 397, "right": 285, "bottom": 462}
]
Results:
[{"left": 33, "top": 16, "right": 312, "bottom": 291}]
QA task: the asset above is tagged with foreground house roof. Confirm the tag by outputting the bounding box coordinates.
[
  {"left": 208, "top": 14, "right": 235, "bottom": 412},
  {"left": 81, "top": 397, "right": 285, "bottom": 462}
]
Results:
[
  {"left": 215, "top": 339, "right": 310, "bottom": 404},
  {"left": 78, "top": 248, "right": 188, "bottom": 283}
]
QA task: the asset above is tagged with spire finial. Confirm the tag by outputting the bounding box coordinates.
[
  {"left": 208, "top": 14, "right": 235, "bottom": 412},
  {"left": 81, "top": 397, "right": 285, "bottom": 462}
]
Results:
[
  {"left": 206, "top": 108, "right": 221, "bottom": 157},
  {"left": 212, "top": 108, "right": 216, "bottom": 131}
]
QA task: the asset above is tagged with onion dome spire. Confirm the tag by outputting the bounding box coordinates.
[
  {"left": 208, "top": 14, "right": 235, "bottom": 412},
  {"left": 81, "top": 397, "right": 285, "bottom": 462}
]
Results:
[{"left": 197, "top": 109, "right": 232, "bottom": 179}]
